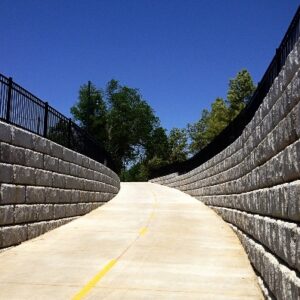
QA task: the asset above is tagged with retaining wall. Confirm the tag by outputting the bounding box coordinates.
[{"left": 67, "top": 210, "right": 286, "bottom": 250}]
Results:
[
  {"left": 0, "top": 121, "right": 120, "bottom": 250},
  {"left": 151, "top": 38, "right": 300, "bottom": 299}
]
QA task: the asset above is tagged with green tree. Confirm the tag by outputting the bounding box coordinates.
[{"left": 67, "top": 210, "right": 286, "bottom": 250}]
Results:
[
  {"left": 71, "top": 79, "right": 161, "bottom": 174},
  {"left": 120, "top": 162, "right": 149, "bottom": 182},
  {"left": 227, "top": 69, "right": 256, "bottom": 120},
  {"left": 187, "top": 109, "right": 210, "bottom": 154},
  {"left": 187, "top": 69, "right": 255, "bottom": 154},
  {"left": 187, "top": 98, "right": 229, "bottom": 154},
  {"left": 205, "top": 98, "right": 229, "bottom": 141},
  {"left": 105, "top": 80, "right": 159, "bottom": 171},
  {"left": 145, "top": 127, "right": 170, "bottom": 161},
  {"left": 71, "top": 81, "right": 107, "bottom": 143},
  {"left": 168, "top": 128, "right": 188, "bottom": 163}
]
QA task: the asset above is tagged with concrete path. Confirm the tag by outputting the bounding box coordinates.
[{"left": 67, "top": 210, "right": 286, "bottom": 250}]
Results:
[{"left": 0, "top": 183, "right": 263, "bottom": 299}]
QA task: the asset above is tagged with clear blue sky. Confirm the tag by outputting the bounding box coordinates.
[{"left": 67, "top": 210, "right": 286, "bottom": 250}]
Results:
[{"left": 1, "top": 1, "right": 299, "bottom": 131}]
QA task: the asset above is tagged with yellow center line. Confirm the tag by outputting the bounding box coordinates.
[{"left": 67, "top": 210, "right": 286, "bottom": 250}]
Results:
[
  {"left": 139, "top": 227, "right": 148, "bottom": 235},
  {"left": 138, "top": 191, "right": 157, "bottom": 236},
  {"left": 72, "top": 259, "right": 117, "bottom": 300},
  {"left": 71, "top": 191, "right": 159, "bottom": 300}
]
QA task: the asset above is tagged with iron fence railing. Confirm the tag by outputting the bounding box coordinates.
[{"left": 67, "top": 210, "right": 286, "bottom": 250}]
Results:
[
  {"left": 0, "top": 74, "right": 116, "bottom": 172},
  {"left": 149, "top": 6, "right": 300, "bottom": 179}
]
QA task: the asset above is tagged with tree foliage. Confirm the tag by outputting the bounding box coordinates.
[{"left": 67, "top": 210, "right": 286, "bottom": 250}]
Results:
[
  {"left": 71, "top": 81, "right": 107, "bottom": 143},
  {"left": 168, "top": 128, "right": 188, "bottom": 163},
  {"left": 205, "top": 98, "right": 229, "bottom": 141},
  {"left": 187, "top": 109, "right": 210, "bottom": 154},
  {"left": 188, "top": 69, "right": 255, "bottom": 153},
  {"left": 227, "top": 69, "right": 256, "bottom": 120},
  {"left": 71, "top": 69, "right": 255, "bottom": 181},
  {"left": 145, "top": 127, "right": 170, "bottom": 161},
  {"left": 104, "top": 80, "right": 159, "bottom": 170},
  {"left": 71, "top": 80, "right": 159, "bottom": 174}
]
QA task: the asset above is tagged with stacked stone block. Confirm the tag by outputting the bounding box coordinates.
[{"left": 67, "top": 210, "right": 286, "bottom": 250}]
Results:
[
  {"left": 151, "top": 37, "right": 300, "bottom": 298},
  {"left": 0, "top": 122, "right": 120, "bottom": 250}
]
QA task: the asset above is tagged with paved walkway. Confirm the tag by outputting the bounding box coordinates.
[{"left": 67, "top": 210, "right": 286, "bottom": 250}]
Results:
[{"left": 0, "top": 183, "right": 263, "bottom": 299}]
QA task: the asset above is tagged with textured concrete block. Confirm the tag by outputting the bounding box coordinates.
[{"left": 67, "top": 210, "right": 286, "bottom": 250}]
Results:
[
  {"left": 279, "top": 265, "right": 300, "bottom": 300},
  {"left": 78, "top": 166, "right": 87, "bottom": 178},
  {"left": 66, "top": 176, "right": 84, "bottom": 190},
  {"left": 81, "top": 156, "right": 90, "bottom": 168},
  {"left": 79, "top": 191, "right": 88, "bottom": 202},
  {"left": 0, "top": 184, "right": 25, "bottom": 204},
  {"left": 85, "top": 203, "right": 94, "bottom": 214},
  {"left": 71, "top": 190, "right": 80, "bottom": 203},
  {"left": 35, "top": 204, "right": 54, "bottom": 221},
  {"left": 91, "top": 202, "right": 103, "bottom": 209},
  {"left": 86, "top": 169, "right": 94, "bottom": 180},
  {"left": 45, "top": 187, "right": 60, "bottom": 203},
  {"left": 32, "top": 135, "right": 50, "bottom": 154},
  {"left": 65, "top": 204, "right": 78, "bottom": 217},
  {"left": 24, "top": 149, "right": 43, "bottom": 168},
  {"left": 76, "top": 203, "right": 87, "bottom": 215},
  {"left": 84, "top": 179, "right": 94, "bottom": 191},
  {"left": 283, "top": 140, "right": 300, "bottom": 181},
  {"left": 296, "top": 228, "right": 300, "bottom": 273},
  {"left": 85, "top": 191, "right": 95, "bottom": 202},
  {"left": 295, "top": 101, "right": 300, "bottom": 138},
  {"left": 286, "top": 181, "right": 300, "bottom": 221},
  {"left": 0, "top": 205, "right": 14, "bottom": 225},
  {"left": 203, "top": 206, "right": 299, "bottom": 273},
  {"left": 63, "top": 148, "right": 76, "bottom": 163},
  {"left": 49, "top": 218, "right": 74, "bottom": 229},
  {"left": 94, "top": 192, "right": 107, "bottom": 203},
  {"left": 0, "top": 143, "right": 25, "bottom": 165},
  {"left": 53, "top": 204, "right": 66, "bottom": 219},
  {"left": 13, "top": 165, "right": 35, "bottom": 185},
  {"left": 52, "top": 173, "right": 66, "bottom": 188},
  {"left": 14, "top": 205, "right": 37, "bottom": 223},
  {"left": 35, "top": 169, "right": 52, "bottom": 187},
  {"left": 75, "top": 153, "right": 83, "bottom": 166},
  {"left": 69, "top": 163, "right": 79, "bottom": 177},
  {"left": 58, "top": 159, "right": 69, "bottom": 174},
  {"left": 0, "top": 121, "right": 12, "bottom": 143},
  {"left": 0, "top": 117, "right": 120, "bottom": 249},
  {"left": 44, "top": 155, "right": 59, "bottom": 172},
  {"left": 89, "top": 159, "right": 96, "bottom": 170},
  {"left": 0, "top": 163, "right": 13, "bottom": 183},
  {"left": 275, "top": 221, "right": 297, "bottom": 269},
  {"left": 65, "top": 176, "right": 76, "bottom": 189},
  {"left": 28, "top": 222, "right": 49, "bottom": 239},
  {"left": 281, "top": 108, "right": 298, "bottom": 148},
  {"left": 26, "top": 186, "right": 45, "bottom": 203},
  {"left": 58, "top": 189, "right": 72, "bottom": 203},
  {"left": 1, "top": 225, "right": 27, "bottom": 247},
  {"left": 12, "top": 127, "right": 33, "bottom": 149},
  {"left": 231, "top": 225, "right": 292, "bottom": 300},
  {"left": 49, "top": 142, "right": 63, "bottom": 159}
]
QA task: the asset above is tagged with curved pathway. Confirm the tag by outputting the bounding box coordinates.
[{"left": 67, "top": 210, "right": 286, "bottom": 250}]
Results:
[{"left": 0, "top": 183, "right": 263, "bottom": 299}]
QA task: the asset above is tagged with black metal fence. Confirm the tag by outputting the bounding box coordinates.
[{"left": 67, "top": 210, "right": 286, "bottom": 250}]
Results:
[
  {"left": 0, "top": 74, "right": 116, "bottom": 172},
  {"left": 149, "top": 6, "right": 300, "bottom": 179}
]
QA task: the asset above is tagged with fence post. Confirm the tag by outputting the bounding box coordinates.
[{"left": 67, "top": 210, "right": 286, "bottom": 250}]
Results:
[
  {"left": 43, "top": 102, "right": 49, "bottom": 137},
  {"left": 67, "top": 118, "right": 72, "bottom": 148},
  {"left": 6, "top": 77, "right": 13, "bottom": 123},
  {"left": 37, "top": 116, "right": 41, "bottom": 135},
  {"left": 276, "top": 48, "right": 281, "bottom": 74}
]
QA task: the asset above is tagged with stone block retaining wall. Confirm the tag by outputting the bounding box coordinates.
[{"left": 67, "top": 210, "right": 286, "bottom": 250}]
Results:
[
  {"left": 151, "top": 38, "right": 300, "bottom": 299},
  {"left": 0, "top": 122, "right": 120, "bottom": 250}
]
